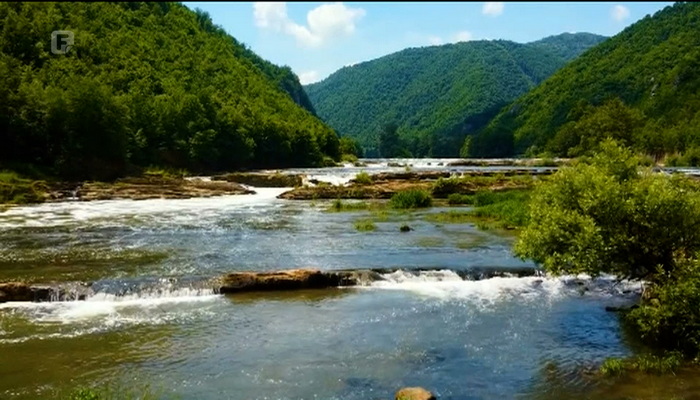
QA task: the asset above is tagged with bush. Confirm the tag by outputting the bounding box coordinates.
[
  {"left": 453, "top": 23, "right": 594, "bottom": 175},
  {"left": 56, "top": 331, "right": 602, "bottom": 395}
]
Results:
[
  {"left": 354, "top": 219, "right": 376, "bottom": 231},
  {"left": 515, "top": 140, "right": 700, "bottom": 280},
  {"left": 389, "top": 189, "right": 433, "bottom": 209},
  {"left": 0, "top": 170, "right": 48, "bottom": 204},
  {"left": 447, "top": 193, "right": 473, "bottom": 205},
  {"left": 626, "top": 259, "right": 700, "bottom": 358},
  {"left": 354, "top": 171, "right": 373, "bottom": 185}
]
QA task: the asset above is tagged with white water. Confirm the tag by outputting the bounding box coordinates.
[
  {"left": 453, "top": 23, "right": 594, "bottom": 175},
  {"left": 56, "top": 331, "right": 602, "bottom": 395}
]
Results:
[
  {"left": 0, "top": 187, "right": 288, "bottom": 229},
  {"left": 368, "top": 270, "right": 642, "bottom": 304}
]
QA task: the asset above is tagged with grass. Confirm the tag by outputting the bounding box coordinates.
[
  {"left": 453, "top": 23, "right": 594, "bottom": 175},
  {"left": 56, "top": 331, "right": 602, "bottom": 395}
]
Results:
[
  {"left": 354, "top": 219, "right": 377, "bottom": 232},
  {"left": 447, "top": 193, "right": 473, "bottom": 205},
  {"left": 416, "top": 237, "right": 445, "bottom": 247},
  {"left": 354, "top": 171, "right": 373, "bottom": 185},
  {"left": 0, "top": 170, "right": 48, "bottom": 204},
  {"left": 143, "top": 166, "right": 189, "bottom": 179},
  {"left": 600, "top": 352, "right": 684, "bottom": 377},
  {"left": 432, "top": 174, "right": 537, "bottom": 197},
  {"left": 389, "top": 189, "right": 433, "bottom": 209},
  {"left": 327, "top": 199, "right": 386, "bottom": 212},
  {"left": 62, "top": 383, "right": 163, "bottom": 400},
  {"left": 425, "top": 189, "right": 531, "bottom": 231}
]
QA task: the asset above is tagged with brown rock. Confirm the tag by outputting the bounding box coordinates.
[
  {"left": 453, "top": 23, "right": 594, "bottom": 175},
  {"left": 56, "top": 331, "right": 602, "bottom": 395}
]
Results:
[
  {"left": 395, "top": 387, "right": 436, "bottom": 400},
  {"left": 0, "top": 282, "right": 37, "bottom": 302},
  {"left": 218, "top": 269, "right": 342, "bottom": 293},
  {"left": 210, "top": 172, "right": 303, "bottom": 188}
]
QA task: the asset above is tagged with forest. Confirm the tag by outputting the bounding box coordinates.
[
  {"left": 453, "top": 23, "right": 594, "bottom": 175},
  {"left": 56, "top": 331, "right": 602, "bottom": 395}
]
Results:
[
  {"left": 469, "top": 2, "right": 700, "bottom": 162},
  {"left": 306, "top": 33, "right": 605, "bottom": 157},
  {"left": 0, "top": 2, "right": 340, "bottom": 181}
]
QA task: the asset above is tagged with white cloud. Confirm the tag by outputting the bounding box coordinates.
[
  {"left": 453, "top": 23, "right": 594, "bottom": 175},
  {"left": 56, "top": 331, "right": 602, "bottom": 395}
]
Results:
[
  {"left": 427, "top": 31, "right": 473, "bottom": 46},
  {"left": 428, "top": 35, "right": 443, "bottom": 46},
  {"left": 611, "top": 5, "right": 630, "bottom": 21},
  {"left": 298, "top": 70, "right": 321, "bottom": 85},
  {"left": 452, "top": 31, "right": 473, "bottom": 43},
  {"left": 482, "top": 2, "right": 504, "bottom": 17},
  {"left": 253, "top": 2, "right": 365, "bottom": 48}
]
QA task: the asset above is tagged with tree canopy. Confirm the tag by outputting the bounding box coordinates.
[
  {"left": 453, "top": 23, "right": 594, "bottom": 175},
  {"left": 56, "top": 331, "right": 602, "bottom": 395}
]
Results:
[
  {"left": 0, "top": 2, "right": 338, "bottom": 180},
  {"left": 471, "top": 2, "right": 700, "bottom": 160},
  {"left": 305, "top": 33, "right": 605, "bottom": 158}
]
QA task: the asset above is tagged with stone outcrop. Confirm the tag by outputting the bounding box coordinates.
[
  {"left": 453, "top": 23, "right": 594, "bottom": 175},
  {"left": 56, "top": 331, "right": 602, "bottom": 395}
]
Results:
[
  {"left": 216, "top": 269, "right": 382, "bottom": 293},
  {"left": 395, "top": 387, "right": 436, "bottom": 400},
  {"left": 48, "top": 177, "right": 254, "bottom": 202},
  {"left": 278, "top": 181, "right": 433, "bottom": 200},
  {"left": 0, "top": 282, "right": 51, "bottom": 302},
  {"left": 210, "top": 172, "right": 303, "bottom": 187}
]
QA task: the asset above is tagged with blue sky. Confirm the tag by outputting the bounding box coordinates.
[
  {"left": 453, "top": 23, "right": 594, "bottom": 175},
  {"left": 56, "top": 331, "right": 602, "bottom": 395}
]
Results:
[{"left": 182, "top": 2, "right": 673, "bottom": 85}]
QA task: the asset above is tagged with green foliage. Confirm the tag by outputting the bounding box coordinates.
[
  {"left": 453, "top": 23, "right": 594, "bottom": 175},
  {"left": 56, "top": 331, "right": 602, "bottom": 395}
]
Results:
[
  {"left": 0, "top": 170, "right": 47, "bottom": 204},
  {"left": 627, "top": 259, "right": 700, "bottom": 358},
  {"left": 447, "top": 193, "right": 473, "bottom": 205},
  {"left": 600, "top": 352, "right": 684, "bottom": 376},
  {"left": 515, "top": 140, "right": 700, "bottom": 281},
  {"left": 354, "top": 171, "right": 373, "bottom": 185},
  {"left": 354, "top": 219, "right": 376, "bottom": 232},
  {"left": 472, "top": 3, "right": 700, "bottom": 159},
  {"left": 328, "top": 199, "right": 373, "bottom": 212},
  {"left": 0, "top": 2, "right": 339, "bottom": 180},
  {"left": 306, "top": 34, "right": 605, "bottom": 157},
  {"left": 389, "top": 189, "right": 433, "bottom": 209},
  {"left": 666, "top": 147, "right": 700, "bottom": 167},
  {"left": 339, "top": 136, "right": 364, "bottom": 158}
]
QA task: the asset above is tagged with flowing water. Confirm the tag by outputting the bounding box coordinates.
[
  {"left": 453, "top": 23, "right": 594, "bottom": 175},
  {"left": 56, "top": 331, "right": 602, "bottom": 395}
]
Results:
[{"left": 1, "top": 161, "right": 698, "bottom": 400}]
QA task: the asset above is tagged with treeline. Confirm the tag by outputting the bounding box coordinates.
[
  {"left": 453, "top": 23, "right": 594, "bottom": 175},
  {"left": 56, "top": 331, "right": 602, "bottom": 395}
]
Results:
[
  {"left": 470, "top": 2, "right": 700, "bottom": 162},
  {"left": 306, "top": 33, "right": 605, "bottom": 158},
  {"left": 0, "top": 2, "right": 339, "bottom": 180}
]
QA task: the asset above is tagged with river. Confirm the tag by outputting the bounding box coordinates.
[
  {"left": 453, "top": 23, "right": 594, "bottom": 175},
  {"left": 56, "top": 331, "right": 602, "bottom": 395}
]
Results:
[{"left": 0, "top": 160, "right": 697, "bottom": 399}]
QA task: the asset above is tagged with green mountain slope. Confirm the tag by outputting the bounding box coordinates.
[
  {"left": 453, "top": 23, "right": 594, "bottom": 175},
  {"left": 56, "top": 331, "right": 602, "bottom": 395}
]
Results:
[
  {"left": 471, "top": 2, "right": 700, "bottom": 158},
  {"left": 0, "top": 2, "right": 336, "bottom": 180},
  {"left": 305, "top": 33, "right": 605, "bottom": 157}
]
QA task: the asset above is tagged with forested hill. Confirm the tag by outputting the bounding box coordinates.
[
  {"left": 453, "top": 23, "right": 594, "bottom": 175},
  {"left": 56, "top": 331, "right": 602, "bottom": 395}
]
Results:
[
  {"left": 0, "top": 2, "right": 337, "bottom": 180},
  {"left": 470, "top": 2, "right": 700, "bottom": 159},
  {"left": 305, "top": 33, "right": 606, "bottom": 157}
]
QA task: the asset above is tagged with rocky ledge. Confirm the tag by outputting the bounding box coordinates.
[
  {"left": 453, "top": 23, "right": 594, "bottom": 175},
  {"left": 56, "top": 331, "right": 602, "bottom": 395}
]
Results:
[
  {"left": 396, "top": 387, "right": 436, "bottom": 400},
  {"left": 48, "top": 177, "right": 254, "bottom": 202},
  {"left": 210, "top": 172, "right": 303, "bottom": 187}
]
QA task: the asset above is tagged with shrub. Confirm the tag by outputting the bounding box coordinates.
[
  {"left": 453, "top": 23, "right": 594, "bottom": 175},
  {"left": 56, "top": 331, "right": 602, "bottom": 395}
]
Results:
[
  {"left": 389, "top": 189, "right": 433, "bottom": 209},
  {"left": 447, "top": 193, "right": 472, "bottom": 205},
  {"left": 0, "top": 170, "right": 48, "bottom": 204},
  {"left": 354, "top": 219, "right": 376, "bottom": 231},
  {"left": 354, "top": 171, "right": 373, "bottom": 185},
  {"left": 626, "top": 259, "right": 700, "bottom": 358},
  {"left": 515, "top": 140, "right": 700, "bottom": 281}
]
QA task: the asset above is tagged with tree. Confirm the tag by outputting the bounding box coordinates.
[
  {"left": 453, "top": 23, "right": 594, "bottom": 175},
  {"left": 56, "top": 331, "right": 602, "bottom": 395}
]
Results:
[
  {"left": 378, "top": 122, "right": 402, "bottom": 158},
  {"left": 514, "top": 140, "right": 700, "bottom": 281}
]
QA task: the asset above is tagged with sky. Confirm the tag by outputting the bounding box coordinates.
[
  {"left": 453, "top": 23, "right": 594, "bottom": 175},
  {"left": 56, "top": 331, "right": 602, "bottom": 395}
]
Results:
[{"left": 182, "top": 2, "right": 674, "bottom": 85}]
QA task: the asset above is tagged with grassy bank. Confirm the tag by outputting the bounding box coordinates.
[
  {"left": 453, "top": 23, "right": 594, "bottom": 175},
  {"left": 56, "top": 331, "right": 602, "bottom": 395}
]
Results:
[{"left": 0, "top": 171, "right": 48, "bottom": 204}]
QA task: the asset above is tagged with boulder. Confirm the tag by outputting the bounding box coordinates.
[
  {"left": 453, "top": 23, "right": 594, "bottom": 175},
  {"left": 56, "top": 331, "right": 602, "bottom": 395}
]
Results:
[
  {"left": 395, "top": 387, "right": 436, "bottom": 400},
  {"left": 219, "top": 269, "right": 343, "bottom": 293},
  {"left": 0, "top": 282, "right": 52, "bottom": 302}
]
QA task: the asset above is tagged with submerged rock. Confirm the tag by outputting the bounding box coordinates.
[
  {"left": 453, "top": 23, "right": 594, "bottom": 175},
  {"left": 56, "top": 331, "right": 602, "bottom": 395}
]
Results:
[{"left": 395, "top": 387, "right": 436, "bottom": 400}]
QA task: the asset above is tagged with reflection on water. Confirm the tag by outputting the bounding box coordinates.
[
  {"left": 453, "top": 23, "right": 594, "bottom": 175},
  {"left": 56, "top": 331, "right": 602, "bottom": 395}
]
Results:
[{"left": 1, "top": 164, "right": 700, "bottom": 399}]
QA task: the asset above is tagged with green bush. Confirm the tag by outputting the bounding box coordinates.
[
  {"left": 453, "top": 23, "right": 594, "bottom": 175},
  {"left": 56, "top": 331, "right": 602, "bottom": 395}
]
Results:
[
  {"left": 0, "top": 171, "right": 48, "bottom": 204},
  {"left": 447, "top": 193, "right": 473, "bottom": 205},
  {"left": 626, "top": 259, "right": 700, "bottom": 358},
  {"left": 389, "top": 189, "right": 433, "bottom": 209},
  {"left": 354, "top": 171, "right": 373, "bottom": 185},
  {"left": 515, "top": 140, "right": 700, "bottom": 280},
  {"left": 354, "top": 219, "right": 376, "bottom": 231}
]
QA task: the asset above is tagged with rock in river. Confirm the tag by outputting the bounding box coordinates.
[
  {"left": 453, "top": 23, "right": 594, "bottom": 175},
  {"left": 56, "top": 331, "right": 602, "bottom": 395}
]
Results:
[
  {"left": 216, "top": 269, "right": 380, "bottom": 293},
  {"left": 395, "top": 387, "right": 437, "bottom": 400}
]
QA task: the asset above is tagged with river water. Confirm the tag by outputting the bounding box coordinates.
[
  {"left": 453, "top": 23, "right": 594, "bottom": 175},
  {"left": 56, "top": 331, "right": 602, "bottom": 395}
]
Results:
[{"left": 0, "top": 160, "right": 697, "bottom": 399}]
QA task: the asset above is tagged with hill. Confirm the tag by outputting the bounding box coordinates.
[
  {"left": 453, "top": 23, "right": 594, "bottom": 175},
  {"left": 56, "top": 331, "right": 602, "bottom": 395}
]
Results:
[
  {"left": 305, "top": 33, "right": 606, "bottom": 157},
  {"left": 470, "top": 2, "right": 700, "bottom": 159},
  {"left": 0, "top": 2, "right": 337, "bottom": 180}
]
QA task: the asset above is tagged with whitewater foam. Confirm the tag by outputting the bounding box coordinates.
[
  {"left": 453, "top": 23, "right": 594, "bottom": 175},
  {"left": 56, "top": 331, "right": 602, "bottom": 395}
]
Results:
[{"left": 367, "top": 270, "right": 641, "bottom": 304}]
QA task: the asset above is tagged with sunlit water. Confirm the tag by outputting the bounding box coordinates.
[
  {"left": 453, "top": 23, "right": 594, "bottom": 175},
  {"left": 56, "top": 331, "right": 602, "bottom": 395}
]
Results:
[{"left": 1, "top": 163, "right": 698, "bottom": 399}]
